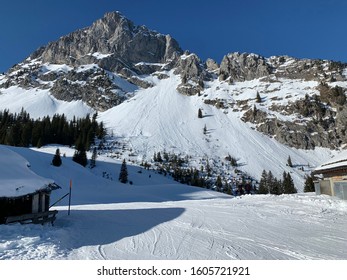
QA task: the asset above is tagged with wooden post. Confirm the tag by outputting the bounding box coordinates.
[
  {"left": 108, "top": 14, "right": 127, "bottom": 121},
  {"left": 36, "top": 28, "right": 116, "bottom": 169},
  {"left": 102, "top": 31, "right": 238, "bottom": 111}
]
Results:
[{"left": 68, "top": 179, "right": 72, "bottom": 215}]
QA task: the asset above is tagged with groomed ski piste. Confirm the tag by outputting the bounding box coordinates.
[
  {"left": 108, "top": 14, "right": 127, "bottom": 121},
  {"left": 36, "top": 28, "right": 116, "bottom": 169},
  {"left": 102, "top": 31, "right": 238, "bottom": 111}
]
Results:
[{"left": 0, "top": 145, "right": 346, "bottom": 260}]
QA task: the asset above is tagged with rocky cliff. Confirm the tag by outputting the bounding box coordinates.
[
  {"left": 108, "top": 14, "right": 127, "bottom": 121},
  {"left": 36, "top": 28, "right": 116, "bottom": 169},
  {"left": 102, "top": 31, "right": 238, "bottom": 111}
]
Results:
[{"left": 32, "top": 11, "right": 182, "bottom": 73}]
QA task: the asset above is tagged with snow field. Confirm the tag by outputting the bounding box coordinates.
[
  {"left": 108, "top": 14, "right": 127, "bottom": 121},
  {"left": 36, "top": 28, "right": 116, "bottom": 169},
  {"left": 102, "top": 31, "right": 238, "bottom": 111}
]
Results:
[{"left": 0, "top": 146, "right": 346, "bottom": 260}]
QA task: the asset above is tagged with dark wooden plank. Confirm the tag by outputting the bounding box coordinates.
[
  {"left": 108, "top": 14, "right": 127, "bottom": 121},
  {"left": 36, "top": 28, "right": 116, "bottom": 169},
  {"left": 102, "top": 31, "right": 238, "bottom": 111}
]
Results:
[{"left": 5, "top": 210, "right": 58, "bottom": 225}]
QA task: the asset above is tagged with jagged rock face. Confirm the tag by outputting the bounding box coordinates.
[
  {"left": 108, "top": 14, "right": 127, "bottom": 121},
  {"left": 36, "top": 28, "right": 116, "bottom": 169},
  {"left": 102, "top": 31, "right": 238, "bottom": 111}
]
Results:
[
  {"left": 205, "top": 58, "right": 219, "bottom": 71},
  {"left": 1, "top": 11, "right": 184, "bottom": 111},
  {"left": 269, "top": 56, "right": 347, "bottom": 82},
  {"left": 31, "top": 12, "right": 182, "bottom": 73},
  {"left": 219, "top": 52, "right": 272, "bottom": 82},
  {"left": 242, "top": 90, "right": 347, "bottom": 149},
  {"left": 174, "top": 52, "right": 210, "bottom": 95},
  {"left": 49, "top": 68, "right": 126, "bottom": 111}
]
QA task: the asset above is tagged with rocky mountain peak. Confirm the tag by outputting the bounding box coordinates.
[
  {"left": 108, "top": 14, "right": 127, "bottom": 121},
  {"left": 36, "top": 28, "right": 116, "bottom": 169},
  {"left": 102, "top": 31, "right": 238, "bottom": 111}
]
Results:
[
  {"left": 31, "top": 11, "right": 182, "bottom": 73},
  {"left": 2, "top": 11, "right": 347, "bottom": 152}
]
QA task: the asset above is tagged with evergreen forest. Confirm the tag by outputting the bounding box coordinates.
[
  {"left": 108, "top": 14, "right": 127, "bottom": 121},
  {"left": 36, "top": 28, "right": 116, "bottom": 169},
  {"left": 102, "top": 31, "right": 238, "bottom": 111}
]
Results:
[{"left": 0, "top": 109, "right": 106, "bottom": 150}]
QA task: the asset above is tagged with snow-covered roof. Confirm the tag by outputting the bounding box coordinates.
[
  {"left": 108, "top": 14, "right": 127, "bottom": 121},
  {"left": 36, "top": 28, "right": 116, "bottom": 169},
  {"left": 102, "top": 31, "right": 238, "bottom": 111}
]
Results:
[
  {"left": 0, "top": 145, "right": 54, "bottom": 198},
  {"left": 315, "top": 149, "right": 347, "bottom": 173}
]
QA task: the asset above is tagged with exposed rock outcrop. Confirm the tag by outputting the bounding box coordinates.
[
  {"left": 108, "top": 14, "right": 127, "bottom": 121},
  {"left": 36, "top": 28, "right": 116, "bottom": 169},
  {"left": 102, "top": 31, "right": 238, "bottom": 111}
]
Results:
[
  {"left": 174, "top": 52, "right": 210, "bottom": 95},
  {"left": 219, "top": 52, "right": 272, "bottom": 82},
  {"left": 205, "top": 58, "right": 219, "bottom": 71}
]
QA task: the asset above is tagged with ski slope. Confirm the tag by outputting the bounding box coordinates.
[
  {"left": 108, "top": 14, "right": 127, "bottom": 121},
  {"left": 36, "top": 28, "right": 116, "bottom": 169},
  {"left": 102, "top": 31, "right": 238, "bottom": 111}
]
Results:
[
  {"left": 0, "top": 67, "right": 341, "bottom": 188},
  {"left": 1, "top": 145, "right": 346, "bottom": 260},
  {"left": 99, "top": 71, "right": 337, "bottom": 189}
]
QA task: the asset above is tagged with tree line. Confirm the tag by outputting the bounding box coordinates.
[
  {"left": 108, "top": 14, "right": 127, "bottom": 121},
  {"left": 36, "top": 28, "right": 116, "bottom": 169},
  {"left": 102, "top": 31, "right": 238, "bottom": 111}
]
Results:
[
  {"left": 0, "top": 109, "right": 106, "bottom": 149},
  {"left": 258, "top": 169, "right": 297, "bottom": 194}
]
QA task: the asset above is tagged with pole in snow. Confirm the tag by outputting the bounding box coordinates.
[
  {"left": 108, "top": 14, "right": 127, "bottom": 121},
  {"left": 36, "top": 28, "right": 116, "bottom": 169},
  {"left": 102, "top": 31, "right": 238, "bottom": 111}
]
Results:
[{"left": 68, "top": 179, "right": 72, "bottom": 215}]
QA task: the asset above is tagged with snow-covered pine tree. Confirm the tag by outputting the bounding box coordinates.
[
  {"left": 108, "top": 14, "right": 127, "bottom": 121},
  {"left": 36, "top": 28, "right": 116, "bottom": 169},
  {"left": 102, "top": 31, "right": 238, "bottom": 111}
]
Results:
[
  {"left": 52, "top": 148, "right": 62, "bottom": 167},
  {"left": 119, "top": 159, "right": 128, "bottom": 184}
]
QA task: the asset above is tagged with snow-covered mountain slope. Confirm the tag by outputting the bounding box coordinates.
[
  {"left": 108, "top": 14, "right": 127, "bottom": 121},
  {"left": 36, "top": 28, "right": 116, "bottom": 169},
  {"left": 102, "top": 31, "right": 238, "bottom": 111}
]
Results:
[
  {"left": 99, "top": 71, "right": 336, "bottom": 190},
  {"left": 1, "top": 11, "right": 347, "bottom": 189},
  {"left": 0, "top": 66, "right": 341, "bottom": 189},
  {"left": 0, "top": 85, "right": 94, "bottom": 120},
  {"left": 0, "top": 145, "right": 346, "bottom": 260}
]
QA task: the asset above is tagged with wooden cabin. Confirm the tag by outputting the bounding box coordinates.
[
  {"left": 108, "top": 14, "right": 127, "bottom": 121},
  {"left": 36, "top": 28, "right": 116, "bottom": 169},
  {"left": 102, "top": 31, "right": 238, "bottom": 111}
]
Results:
[
  {"left": 313, "top": 154, "right": 347, "bottom": 200},
  {"left": 0, "top": 145, "right": 59, "bottom": 224}
]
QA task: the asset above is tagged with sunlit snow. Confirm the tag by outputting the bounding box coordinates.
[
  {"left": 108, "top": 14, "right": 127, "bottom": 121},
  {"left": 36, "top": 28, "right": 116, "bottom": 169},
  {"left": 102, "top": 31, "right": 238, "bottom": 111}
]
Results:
[{"left": 0, "top": 145, "right": 346, "bottom": 260}]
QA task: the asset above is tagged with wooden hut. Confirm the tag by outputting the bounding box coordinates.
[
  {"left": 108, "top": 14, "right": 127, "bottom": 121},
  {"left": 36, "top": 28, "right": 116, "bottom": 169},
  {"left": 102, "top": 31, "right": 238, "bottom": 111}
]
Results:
[
  {"left": 313, "top": 153, "right": 347, "bottom": 200},
  {"left": 0, "top": 145, "right": 59, "bottom": 224}
]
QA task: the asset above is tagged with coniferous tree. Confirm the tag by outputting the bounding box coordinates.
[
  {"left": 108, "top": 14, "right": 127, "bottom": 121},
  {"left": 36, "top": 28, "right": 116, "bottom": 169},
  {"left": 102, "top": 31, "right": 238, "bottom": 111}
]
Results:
[
  {"left": 256, "top": 92, "right": 262, "bottom": 103},
  {"left": 230, "top": 157, "right": 238, "bottom": 167},
  {"left": 119, "top": 159, "right": 128, "bottom": 184},
  {"left": 287, "top": 156, "right": 293, "bottom": 167},
  {"left": 258, "top": 170, "right": 269, "bottom": 194},
  {"left": 163, "top": 150, "right": 169, "bottom": 162},
  {"left": 36, "top": 138, "right": 43, "bottom": 148},
  {"left": 282, "top": 172, "right": 297, "bottom": 194},
  {"left": 90, "top": 147, "right": 97, "bottom": 168},
  {"left": 215, "top": 175, "right": 223, "bottom": 191},
  {"left": 0, "top": 109, "right": 106, "bottom": 149},
  {"left": 198, "top": 108, "right": 203, "bottom": 118},
  {"left": 191, "top": 169, "right": 200, "bottom": 186},
  {"left": 156, "top": 152, "right": 163, "bottom": 162},
  {"left": 52, "top": 148, "right": 62, "bottom": 167},
  {"left": 72, "top": 145, "right": 88, "bottom": 167},
  {"left": 203, "top": 124, "right": 207, "bottom": 135},
  {"left": 304, "top": 174, "right": 315, "bottom": 192},
  {"left": 267, "top": 171, "right": 274, "bottom": 191},
  {"left": 270, "top": 177, "right": 283, "bottom": 195},
  {"left": 206, "top": 160, "right": 211, "bottom": 177}
]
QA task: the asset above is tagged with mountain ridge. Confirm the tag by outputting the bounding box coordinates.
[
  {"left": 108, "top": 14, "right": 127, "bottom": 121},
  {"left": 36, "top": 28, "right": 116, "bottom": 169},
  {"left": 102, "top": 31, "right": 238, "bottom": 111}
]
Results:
[{"left": 1, "top": 11, "right": 347, "bottom": 187}]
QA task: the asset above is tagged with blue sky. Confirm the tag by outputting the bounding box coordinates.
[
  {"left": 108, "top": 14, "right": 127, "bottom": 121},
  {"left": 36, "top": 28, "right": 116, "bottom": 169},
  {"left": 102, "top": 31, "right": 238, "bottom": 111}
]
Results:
[{"left": 1, "top": 0, "right": 347, "bottom": 72}]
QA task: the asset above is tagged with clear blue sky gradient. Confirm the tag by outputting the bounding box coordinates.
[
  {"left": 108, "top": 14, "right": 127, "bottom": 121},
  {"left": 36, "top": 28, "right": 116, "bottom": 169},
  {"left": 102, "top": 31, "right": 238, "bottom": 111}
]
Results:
[{"left": 1, "top": 0, "right": 347, "bottom": 72}]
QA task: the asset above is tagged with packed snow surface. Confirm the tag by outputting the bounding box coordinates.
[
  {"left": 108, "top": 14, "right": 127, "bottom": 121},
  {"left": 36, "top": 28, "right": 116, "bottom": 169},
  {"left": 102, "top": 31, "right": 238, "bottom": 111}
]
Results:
[{"left": 0, "top": 145, "right": 346, "bottom": 260}]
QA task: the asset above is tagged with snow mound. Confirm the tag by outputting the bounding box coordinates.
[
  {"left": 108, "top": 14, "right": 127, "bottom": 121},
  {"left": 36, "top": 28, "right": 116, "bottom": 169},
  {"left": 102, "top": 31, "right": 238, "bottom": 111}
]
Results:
[{"left": 0, "top": 145, "right": 53, "bottom": 197}]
